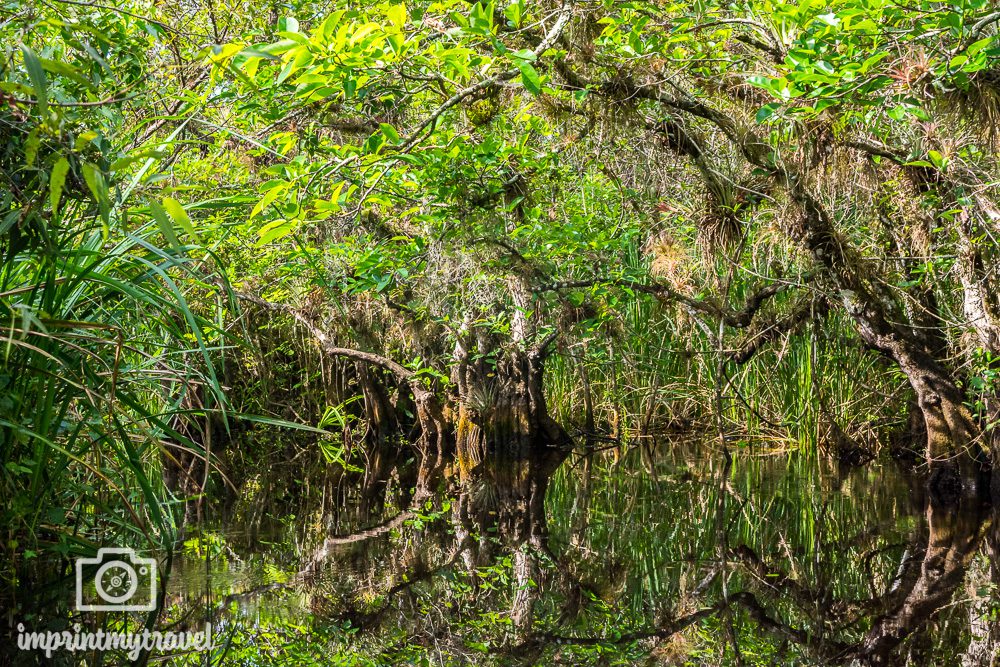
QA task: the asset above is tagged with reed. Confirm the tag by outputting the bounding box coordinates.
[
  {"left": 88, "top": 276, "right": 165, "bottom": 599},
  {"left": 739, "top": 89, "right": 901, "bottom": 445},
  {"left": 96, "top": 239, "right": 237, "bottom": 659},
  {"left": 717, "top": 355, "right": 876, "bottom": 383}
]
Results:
[{"left": 0, "top": 189, "right": 229, "bottom": 615}]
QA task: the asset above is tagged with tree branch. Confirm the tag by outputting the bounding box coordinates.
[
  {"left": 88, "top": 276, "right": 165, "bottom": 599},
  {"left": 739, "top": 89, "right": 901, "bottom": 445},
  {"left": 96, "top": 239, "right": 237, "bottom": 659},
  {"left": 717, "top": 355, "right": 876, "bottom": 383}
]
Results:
[
  {"left": 534, "top": 276, "right": 811, "bottom": 329},
  {"left": 395, "top": 0, "right": 574, "bottom": 153},
  {"left": 234, "top": 291, "right": 414, "bottom": 382},
  {"left": 729, "top": 297, "right": 827, "bottom": 364}
]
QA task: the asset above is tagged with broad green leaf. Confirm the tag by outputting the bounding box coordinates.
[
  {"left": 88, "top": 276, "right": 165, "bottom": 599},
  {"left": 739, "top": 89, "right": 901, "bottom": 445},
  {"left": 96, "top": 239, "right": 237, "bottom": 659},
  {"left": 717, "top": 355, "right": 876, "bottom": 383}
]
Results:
[
  {"left": 250, "top": 184, "right": 286, "bottom": 219},
  {"left": 257, "top": 218, "right": 293, "bottom": 245},
  {"left": 49, "top": 158, "right": 70, "bottom": 214},
  {"left": 517, "top": 62, "right": 541, "bottom": 95},
  {"left": 505, "top": 0, "right": 524, "bottom": 27},
  {"left": 74, "top": 131, "right": 99, "bottom": 151},
  {"left": 387, "top": 3, "right": 407, "bottom": 30},
  {"left": 927, "top": 150, "right": 948, "bottom": 171},
  {"left": 260, "top": 39, "right": 300, "bottom": 55},
  {"left": 163, "top": 197, "right": 199, "bottom": 240},
  {"left": 756, "top": 102, "right": 781, "bottom": 123},
  {"left": 21, "top": 45, "right": 48, "bottom": 116},
  {"left": 380, "top": 123, "right": 400, "bottom": 144},
  {"left": 320, "top": 11, "right": 346, "bottom": 38},
  {"left": 967, "top": 37, "right": 994, "bottom": 58},
  {"left": 746, "top": 75, "right": 775, "bottom": 91}
]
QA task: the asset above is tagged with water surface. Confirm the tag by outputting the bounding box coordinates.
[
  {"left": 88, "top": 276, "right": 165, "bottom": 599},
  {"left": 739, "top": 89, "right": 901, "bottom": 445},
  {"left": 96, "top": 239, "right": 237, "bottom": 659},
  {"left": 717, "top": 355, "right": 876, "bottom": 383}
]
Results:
[{"left": 162, "top": 438, "right": 999, "bottom": 665}]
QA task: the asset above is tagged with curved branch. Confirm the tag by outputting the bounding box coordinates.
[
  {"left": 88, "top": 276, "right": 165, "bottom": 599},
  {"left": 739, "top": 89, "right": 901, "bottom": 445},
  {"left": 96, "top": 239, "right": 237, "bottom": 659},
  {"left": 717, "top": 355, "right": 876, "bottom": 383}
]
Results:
[
  {"left": 729, "top": 297, "right": 827, "bottom": 364},
  {"left": 530, "top": 330, "right": 560, "bottom": 361},
  {"left": 534, "top": 276, "right": 811, "bottom": 329},
  {"left": 517, "top": 591, "right": 842, "bottom": 653},
  {"left": 234, "top": 291, "right": 414, "bottom": 382}
]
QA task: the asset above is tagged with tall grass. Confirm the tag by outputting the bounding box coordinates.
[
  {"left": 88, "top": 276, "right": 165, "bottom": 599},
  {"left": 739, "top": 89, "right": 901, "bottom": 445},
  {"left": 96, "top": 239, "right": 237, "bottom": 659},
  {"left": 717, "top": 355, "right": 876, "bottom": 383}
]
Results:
[
  {"left": 545, "top": 246, "right": 906, "bottom": 455},
  {"left": 0, "top": 155, "right": 228, "bottom": 621}
]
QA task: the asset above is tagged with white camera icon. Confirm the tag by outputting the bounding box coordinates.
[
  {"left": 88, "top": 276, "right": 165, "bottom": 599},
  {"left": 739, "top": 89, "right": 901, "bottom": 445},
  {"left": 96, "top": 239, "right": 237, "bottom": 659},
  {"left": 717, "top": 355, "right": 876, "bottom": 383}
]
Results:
[{"left": 75, "top": 548, "right": 157, "bottom": 612}]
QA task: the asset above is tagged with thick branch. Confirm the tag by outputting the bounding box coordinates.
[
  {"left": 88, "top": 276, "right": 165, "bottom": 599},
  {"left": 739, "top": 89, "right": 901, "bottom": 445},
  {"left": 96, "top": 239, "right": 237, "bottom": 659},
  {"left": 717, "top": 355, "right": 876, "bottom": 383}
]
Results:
[
  {"left": 535, "top": 277, "right": 809, "bottom": 329},
  {"left": 729, "top": 297, "right": 827, "bottom": 364}
]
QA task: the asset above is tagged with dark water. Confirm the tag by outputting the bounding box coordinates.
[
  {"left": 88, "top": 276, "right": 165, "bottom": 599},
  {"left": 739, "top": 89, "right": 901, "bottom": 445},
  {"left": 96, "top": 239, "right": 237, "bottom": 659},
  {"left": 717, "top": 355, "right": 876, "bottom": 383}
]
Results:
[{"left": 159, "top": 439, "right": 1000, "bottom": 666}]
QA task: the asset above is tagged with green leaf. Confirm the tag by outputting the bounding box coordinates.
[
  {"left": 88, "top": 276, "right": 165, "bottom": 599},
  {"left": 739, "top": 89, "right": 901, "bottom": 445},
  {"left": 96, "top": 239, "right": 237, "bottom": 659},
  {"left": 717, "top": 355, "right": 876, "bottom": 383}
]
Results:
[
  {"left": 344, "top": 77, "right": 357, "bottom": 99},
  {"left": 256, "top": 218, "right": 294, "bottom": 245},
  {"left": 81, "top": 162, "right": 110, "bottom": 224},
  {"left": 504, "top": 0, "right": 524, "bottom": 27},
  {"left": 927, "top": 150, "right": 948, "bottom": 171},
  {"left": 816, "top": 12, "right": 840, "bottom": 26},
  {"left": 387, "top": 3, "right": 407, "bottom": 30},
  {"left": 276, "top": 57, "right": 297, "bottom": 85},
  {"left": 21, "top": 45, "right": 48, "bottom": 116},
  {"left": 380, "top": 122, "right": 400, "bottom": 144},
  {"left": 320, "top": 11, "right": 345, "bottom": 38},
  {"left": 250, "top": 184, "right": 286, "bottom": 219},
  {"left": 74, "top": 131, "right": 99, "bottom": 151},
  {"left": 163, "top": 196, "right": 199, "bottom": 240},
  {"left": 23, "top": 128, "right": 40, "bottom": 168},
  {"left": 517, "top": 62, "right": 541, "bottom": 95},
  {"left": 49, "top": 157, "right": 70, "bottom": 214},
  {"left": 260, "top": 39, "right": 300, "bottom": 56},
  {"left": 746, "top": 75, "right": 775, "bottom": 91},
  {"left": 39, "top": 57, "right": 93, "bottom": 88},
  {"left": 149, "top": 199, "right": 180, "bottom": 249},
  {"left": 967, "top": 37, "right": 993, "bottom": 58},
  {"left": 756, "top": 102, "right": 781, "bottom": 123}
]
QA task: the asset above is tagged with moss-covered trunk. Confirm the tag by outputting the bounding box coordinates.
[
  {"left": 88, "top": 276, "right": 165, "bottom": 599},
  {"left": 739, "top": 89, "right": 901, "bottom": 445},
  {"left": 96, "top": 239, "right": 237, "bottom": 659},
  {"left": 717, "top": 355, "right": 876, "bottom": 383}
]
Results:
[{"left": 453, "top": 348, "right": 571, "bottom": 537}]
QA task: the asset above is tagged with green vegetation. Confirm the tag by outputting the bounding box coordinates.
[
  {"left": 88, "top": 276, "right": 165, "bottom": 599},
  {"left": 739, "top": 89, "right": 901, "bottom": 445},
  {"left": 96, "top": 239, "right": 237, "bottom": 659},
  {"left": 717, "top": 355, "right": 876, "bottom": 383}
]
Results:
[{"left": 3, "top": 0, "right": 1000, "bottom": 664}]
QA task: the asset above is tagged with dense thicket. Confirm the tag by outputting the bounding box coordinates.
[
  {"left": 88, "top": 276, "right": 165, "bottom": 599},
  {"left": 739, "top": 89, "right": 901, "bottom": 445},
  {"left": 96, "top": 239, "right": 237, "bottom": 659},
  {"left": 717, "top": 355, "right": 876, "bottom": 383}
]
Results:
[{"left": 3, "top": 0, "right": 1000, "bottom": 662}]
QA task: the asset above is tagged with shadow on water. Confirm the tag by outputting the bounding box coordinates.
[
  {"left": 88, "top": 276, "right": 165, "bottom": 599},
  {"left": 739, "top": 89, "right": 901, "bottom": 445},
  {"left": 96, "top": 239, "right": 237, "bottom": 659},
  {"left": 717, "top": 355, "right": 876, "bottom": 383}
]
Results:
[{"left": 149, "top": 437, "right": 1000, "bottom": 666}]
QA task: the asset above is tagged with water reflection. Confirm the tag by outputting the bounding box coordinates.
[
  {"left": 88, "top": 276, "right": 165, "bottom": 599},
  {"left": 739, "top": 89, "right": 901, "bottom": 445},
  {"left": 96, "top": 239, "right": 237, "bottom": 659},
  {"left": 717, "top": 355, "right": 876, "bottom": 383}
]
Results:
[{"left": 167, "top": 440, "right": 999, "bottom": 666}]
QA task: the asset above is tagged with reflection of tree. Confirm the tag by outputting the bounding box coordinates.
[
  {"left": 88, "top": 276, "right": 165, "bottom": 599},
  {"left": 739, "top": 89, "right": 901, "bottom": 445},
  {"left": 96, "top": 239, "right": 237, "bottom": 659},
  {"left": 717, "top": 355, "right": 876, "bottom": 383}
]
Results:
[
  {"left": 732, "top": 496, "right": 989, "bottom": 665},
  {"left": 962, "top": 515, "right": 1000, "bottom": 667},
  {"left": 292, "top": 379, "right": 574, "bottom": 644},
  {"left": 853, "top": 501, "right": 987, "bottom": 664},
  {"left": 206, "top": 444, "right": 993, "bottom": 666}
]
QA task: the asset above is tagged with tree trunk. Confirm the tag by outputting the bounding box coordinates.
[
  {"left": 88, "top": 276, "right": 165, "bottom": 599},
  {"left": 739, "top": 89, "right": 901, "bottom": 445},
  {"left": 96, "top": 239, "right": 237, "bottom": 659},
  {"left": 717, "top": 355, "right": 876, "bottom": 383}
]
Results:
[
  {"left": 782, "top": 178, "right": 982, "bottom": 498},
  {"left": 454, "top": 347, "right": 572, "bottom": 539}
]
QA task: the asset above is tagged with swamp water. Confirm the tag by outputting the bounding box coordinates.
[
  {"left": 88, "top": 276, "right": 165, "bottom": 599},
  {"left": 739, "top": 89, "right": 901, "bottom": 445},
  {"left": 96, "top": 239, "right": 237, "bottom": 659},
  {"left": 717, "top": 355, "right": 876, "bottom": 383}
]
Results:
[{"left": 149, "top": 439, "right": 1000, "bottom": 666}]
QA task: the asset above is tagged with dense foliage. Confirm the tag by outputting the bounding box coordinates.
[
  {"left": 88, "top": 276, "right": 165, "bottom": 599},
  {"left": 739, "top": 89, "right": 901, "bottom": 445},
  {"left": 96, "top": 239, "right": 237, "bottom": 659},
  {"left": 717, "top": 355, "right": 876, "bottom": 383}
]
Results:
[{"left": 3, "top": 0, "right": 1000, "bottom": 664}]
